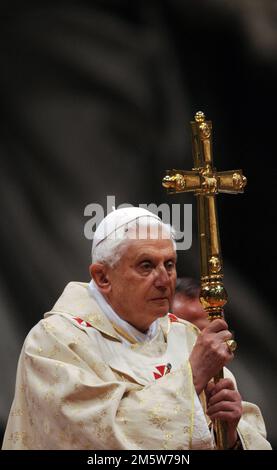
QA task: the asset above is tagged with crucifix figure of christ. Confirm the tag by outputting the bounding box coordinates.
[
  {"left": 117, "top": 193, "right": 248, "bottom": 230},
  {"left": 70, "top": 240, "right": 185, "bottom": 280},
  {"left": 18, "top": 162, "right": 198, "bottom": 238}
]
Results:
[{"left": 162, "top": 111, "right": 247, "bottom": 450}]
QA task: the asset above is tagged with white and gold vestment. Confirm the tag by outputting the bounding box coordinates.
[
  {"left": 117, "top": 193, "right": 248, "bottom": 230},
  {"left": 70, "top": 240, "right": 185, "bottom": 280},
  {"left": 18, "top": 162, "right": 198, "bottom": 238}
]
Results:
[{"left": 2, "top": 282, "right": 271, "bottom": 450}]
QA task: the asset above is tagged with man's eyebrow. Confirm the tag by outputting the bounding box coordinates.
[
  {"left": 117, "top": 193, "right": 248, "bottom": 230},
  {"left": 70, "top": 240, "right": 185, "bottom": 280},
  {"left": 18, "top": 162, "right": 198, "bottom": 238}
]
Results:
[
  {"left": 166, "top": 256, "right": 177, "bottom": 263},
  {"left": 135, "top": 252, "right": 177, "bottom": 262},
  {"left": 136, "top": 253, "right": 156, "bottom": 261}
]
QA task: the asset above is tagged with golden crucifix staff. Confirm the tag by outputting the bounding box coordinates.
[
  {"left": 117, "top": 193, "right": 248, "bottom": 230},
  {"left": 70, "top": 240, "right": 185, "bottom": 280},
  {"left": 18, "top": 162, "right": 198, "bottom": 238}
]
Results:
[{"left": 162, "top": 111, "right": 247, "bottom": 450}]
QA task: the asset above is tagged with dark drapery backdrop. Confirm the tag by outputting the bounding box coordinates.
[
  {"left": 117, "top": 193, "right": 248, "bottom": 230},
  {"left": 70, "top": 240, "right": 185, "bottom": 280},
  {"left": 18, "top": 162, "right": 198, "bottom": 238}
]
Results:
[{"left": 1, "top": 0, "right": 277, "bottom": 448}]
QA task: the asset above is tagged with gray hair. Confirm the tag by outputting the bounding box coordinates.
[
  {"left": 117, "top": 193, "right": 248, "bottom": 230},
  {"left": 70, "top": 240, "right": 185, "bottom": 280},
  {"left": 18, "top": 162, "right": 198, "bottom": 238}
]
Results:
[{"left": 92, "top": 216, "right": 176, "bottom": 267}]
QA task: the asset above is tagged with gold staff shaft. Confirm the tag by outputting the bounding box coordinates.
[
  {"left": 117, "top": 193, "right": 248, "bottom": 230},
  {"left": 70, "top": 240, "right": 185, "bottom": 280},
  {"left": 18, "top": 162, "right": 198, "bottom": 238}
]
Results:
[{"left": 197, "top": 192, "right": 228, "bottom": 450}]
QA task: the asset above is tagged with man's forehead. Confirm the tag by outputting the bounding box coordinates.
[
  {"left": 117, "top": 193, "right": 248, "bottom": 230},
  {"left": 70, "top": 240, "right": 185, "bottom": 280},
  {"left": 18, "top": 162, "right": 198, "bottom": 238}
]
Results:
[{"left": 124, "top": 239, "right": 176, "bottom": 259}]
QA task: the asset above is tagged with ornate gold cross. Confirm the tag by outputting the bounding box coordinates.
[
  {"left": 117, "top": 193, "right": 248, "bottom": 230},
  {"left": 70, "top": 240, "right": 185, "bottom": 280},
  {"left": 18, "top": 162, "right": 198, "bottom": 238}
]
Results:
[
  {"left": 163, "top": 111, "right": 246, "bottom": 320},
  {"left": 162, "top": 111, "right": 247, "bottom": 449}
]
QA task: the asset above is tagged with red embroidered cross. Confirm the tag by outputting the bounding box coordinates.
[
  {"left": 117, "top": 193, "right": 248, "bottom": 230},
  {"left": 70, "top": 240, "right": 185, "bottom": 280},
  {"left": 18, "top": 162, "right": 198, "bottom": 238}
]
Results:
[
  {"left": 73, "top": 317, "right": 92, "bottom": 327},
  {"left": 153, "top": 363, "right": 172, "bottom": 380}
]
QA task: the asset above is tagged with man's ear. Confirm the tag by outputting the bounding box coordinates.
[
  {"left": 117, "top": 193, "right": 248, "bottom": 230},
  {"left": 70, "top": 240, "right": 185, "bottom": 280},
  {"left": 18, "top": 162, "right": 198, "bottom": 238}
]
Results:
[{"left": 89, "top": 263, "right": 111, "bottom": 294}]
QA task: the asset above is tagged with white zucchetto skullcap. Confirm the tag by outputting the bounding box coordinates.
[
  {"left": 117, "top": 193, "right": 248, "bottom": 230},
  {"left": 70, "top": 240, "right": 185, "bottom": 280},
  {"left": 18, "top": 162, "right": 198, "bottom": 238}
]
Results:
[{"left": 92, "top": 206, "right": 162, "bottom": 254}]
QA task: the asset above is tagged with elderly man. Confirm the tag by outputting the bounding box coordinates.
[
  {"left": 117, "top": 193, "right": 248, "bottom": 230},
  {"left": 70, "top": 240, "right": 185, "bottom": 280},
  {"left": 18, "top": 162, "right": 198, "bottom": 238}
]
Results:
[{"left": 2, "top": 207, "right": 271, "bottom": 450}]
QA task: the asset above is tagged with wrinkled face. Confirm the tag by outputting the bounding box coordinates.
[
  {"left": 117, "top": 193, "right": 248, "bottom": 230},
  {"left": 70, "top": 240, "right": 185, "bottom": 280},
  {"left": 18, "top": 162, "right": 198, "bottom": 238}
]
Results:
[
  {"left": 172, "top": 294, "right": 209, "bottom": 331},
  {"left": 92, "top": 238, "right": 177, "bottom": 332}
]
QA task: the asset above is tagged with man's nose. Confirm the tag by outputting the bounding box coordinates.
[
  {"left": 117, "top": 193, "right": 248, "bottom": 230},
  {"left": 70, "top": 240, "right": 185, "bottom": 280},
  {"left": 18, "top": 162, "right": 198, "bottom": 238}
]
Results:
[{"left": 154, "top": 266, "right": 170, "bottom": 288}]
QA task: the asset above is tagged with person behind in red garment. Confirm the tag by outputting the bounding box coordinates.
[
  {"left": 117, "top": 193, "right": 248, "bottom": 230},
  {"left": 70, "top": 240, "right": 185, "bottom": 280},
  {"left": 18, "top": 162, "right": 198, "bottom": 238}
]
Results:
[{"left": 172, "top": 277, "right": 210, "bottom": 331}]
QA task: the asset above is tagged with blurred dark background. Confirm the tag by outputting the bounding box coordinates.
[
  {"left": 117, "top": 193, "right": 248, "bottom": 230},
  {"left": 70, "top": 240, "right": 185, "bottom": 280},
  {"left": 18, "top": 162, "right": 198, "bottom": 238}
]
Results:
[{"left": 1, "top": 0, "right": 277, "bottom": 448}]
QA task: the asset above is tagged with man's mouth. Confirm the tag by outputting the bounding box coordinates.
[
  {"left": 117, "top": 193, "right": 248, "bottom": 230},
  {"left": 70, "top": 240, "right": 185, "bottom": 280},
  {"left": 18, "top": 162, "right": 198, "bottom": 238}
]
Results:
[{"left": 150, "top": 297, "right": 168, "bottom": 301}]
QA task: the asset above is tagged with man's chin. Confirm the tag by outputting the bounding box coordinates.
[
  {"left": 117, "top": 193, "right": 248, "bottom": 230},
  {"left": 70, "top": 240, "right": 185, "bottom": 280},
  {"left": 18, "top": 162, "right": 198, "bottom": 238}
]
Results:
[
  {"left": 147, "top": 299, "right": 170, "bottom": 318},
  {"left": 151, "top": 307, "right": 169, "bottom": 318}
]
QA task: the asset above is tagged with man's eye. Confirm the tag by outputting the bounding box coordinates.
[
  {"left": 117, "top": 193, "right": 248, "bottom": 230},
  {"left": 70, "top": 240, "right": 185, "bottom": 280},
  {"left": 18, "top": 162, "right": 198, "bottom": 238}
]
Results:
[
  {"left": 140, "top": 261, "right": 153, "bottom": 270},
  {"left": 165, "top": 261, "right": 175, "bottom": 271}
]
